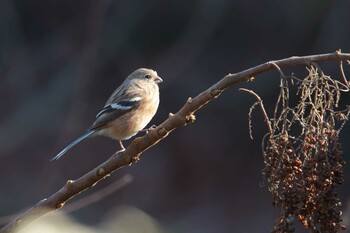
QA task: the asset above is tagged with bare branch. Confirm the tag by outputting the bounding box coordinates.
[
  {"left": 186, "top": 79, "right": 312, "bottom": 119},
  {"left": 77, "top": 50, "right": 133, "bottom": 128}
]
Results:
[
  {"left": 0, "top": 175, "right": 132, "bottom": 225},
  {"left": 63, "top": 174, "right": 133, "bottom": 213},
  {"left": 1, "top": 51, "right": 350, "bottom": 233}
]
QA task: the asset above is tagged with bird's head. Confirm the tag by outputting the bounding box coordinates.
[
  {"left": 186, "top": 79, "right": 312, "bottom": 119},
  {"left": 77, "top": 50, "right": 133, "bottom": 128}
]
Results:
[{"left": 128, "top": 68, "right": 163, "bottom": 85}]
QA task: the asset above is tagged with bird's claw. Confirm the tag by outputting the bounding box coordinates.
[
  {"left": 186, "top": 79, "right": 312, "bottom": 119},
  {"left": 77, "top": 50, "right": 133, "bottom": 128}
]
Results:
[
  {"left": 146, "top": 125, "right": 157, "bottom": 133},
  {"left": 139, "top": 125, "right": 157, "bottom": 135}
]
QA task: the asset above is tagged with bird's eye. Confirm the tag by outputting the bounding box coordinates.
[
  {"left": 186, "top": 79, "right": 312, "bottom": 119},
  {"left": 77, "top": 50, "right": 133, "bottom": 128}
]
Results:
[{"left": 144, "top": 74, "right": 152, "bottom": 79}]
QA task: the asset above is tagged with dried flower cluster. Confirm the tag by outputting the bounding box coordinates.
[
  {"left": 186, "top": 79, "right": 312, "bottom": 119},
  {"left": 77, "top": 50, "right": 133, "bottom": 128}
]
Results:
[{"left": 259, "top": 66, "right": 349, "bottom": 232}]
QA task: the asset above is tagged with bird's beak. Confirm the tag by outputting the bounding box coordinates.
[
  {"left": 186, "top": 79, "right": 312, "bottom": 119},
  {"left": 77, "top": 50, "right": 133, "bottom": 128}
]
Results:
[{"left": 155, "top": 76, "right": 163, "bottom": 84}]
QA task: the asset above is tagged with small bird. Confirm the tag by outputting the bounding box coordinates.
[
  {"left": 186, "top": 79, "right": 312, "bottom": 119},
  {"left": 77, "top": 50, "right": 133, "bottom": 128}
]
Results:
[{"left": 52, "top": 68, "right": 163, "bottom": 161}]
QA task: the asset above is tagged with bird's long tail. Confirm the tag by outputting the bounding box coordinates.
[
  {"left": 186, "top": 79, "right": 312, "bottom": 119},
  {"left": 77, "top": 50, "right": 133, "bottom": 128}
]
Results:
[{"left": 51, "top": 130, "right": 94, "bottom": 161}]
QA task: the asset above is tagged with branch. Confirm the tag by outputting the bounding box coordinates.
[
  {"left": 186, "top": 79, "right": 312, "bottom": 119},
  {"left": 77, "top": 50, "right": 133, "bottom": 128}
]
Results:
[
  {"left": 0, "top": 175, "right": 132, "bottom": 225},
  {"left": 63, "top": 174, "right": 133, "bottom": 213},
  {"left": 1, "top": 51, "right": 350, "bottom": 233}
]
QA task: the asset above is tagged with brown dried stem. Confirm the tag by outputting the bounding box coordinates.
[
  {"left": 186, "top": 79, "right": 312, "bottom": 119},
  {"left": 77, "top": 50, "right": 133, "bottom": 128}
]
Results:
[
  {"left": 340, "top": 60, "right": 349, "bottom": 87},
  {"left": 1, "top": 51, "right": 350, "bottom": 233},
  {"left": 263, "top": 64, "right": 349, "bottom": 232},
  {"left": 239, "top": 88, "right": 272, "bottom": 135}
]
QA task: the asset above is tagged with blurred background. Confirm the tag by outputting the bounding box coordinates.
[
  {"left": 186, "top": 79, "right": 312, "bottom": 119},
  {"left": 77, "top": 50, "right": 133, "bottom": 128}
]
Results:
[{"left": 1, "top": 0, "right": 350, "bottom": 232}]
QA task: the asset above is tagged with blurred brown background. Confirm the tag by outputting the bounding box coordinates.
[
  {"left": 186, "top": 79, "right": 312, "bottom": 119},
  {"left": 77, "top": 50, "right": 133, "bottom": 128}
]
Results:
[{"left": 1, "top": 0, "right": 350, "bottom": 232}]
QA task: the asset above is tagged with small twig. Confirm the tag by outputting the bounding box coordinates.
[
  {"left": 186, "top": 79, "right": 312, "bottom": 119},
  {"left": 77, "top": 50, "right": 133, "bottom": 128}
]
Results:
[
  {"left": 239, "top": 88, "right": 273, "bottom": 136},
  {"left": 340, "top": 60, "right": 349, "bottom": 87},
  {"left": 337, "top": 49, "right": 349, "bottom": 87},
  {"left": 270, "top": 62, "right": 290, "bottom": 133},
  {"left": 247, "top": 101, "right": 260, "bottom": 139},
  {"left": 310, "top": 62, "right": 325, "bottom": 76},
  {"left": 270, "top": 62, "right": 290, "bottom": 134},
  {"left": 269, "top": 62, "right": 288, "bottom": 79}
]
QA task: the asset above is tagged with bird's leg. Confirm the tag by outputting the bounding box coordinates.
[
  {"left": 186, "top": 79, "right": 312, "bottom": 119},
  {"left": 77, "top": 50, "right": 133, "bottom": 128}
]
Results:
[{"left": 118, "top": 140, "right": 126, "bottom": 151}]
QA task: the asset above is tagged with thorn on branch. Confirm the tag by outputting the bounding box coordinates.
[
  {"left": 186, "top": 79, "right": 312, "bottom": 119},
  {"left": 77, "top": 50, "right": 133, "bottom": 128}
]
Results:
[
  {"left": 66, "top": 180, "right": 74, "bottom": 186},
  {"left": 97, "top": 168, "right": 106, "bottom": 176},
  {"left": 211, "top": 89, "right": 222, "bottom": 98}
]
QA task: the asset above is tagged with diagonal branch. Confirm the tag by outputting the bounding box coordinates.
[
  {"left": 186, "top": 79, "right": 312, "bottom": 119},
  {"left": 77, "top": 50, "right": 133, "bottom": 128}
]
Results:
[
  {"left": 1, "top": 51, "right": 350, "bottom": 233},
  {"left": 0, "top": 175, "right": 132, "bottom": 225}
]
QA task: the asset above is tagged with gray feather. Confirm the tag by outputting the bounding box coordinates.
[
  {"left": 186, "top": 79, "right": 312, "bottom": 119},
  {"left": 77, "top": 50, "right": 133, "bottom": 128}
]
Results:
[{"left": 51, "top": 130, "right": 94, "bottom": 161}]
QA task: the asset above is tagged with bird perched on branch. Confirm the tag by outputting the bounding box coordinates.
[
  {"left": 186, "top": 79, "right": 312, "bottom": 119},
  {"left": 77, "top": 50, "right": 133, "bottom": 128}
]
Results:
[{"left": 52, "top": 68, "right": 163, "bottom": 161}]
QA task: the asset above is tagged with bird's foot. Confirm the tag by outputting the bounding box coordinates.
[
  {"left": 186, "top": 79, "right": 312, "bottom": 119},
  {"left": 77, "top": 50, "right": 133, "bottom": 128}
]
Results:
[
  {"left": 114, "top": 148, "right": 125, "bottom": 156},
  {"left": 118, "top": 148, "right": 126, "bottom": 153},
  {"left": 138, "top": 125, "right": 157, "bottom": 135},
  {"left": 117, "top": 140, "right": 126, "bottom": 151}
]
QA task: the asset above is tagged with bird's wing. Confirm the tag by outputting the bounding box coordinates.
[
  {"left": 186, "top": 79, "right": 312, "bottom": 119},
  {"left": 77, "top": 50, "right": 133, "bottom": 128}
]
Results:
[{"left": 90, "top": 95, "right": 141, "bottom": 130}]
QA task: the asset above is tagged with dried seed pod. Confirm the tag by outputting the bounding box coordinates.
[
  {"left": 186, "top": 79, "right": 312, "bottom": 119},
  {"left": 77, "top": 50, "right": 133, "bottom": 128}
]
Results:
[{"left": 259, "top": 67, "right": 349, "bottom": 233}]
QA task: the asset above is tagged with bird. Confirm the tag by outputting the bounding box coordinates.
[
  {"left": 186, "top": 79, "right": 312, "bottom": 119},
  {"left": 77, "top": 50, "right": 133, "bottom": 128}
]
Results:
[{"left": 51, "top": 68, "right": 163, "bottom": 161}]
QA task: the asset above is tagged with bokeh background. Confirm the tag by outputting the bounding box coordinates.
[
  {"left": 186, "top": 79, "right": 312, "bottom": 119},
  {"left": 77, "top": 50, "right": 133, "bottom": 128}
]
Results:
[{"left": 1, "top": 0, "right": 350, "bottom": 232}]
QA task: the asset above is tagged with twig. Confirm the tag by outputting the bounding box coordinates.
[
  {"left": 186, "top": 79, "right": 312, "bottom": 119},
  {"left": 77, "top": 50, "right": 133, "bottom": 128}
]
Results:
[
  {"left": 340, "top": 60, "right": 349, "bottom": 87},
  {"left": 270, "top": 62, "right": 290, "bottom": 134},
  {"left": 1, "top": 51, "right": 350, "bottom": 233},
  {"left": 239, "top": 88, "right": 272, "bottom": 136},
  {"left": 269, "top": 62, "right": 288, "bottom": 79}
]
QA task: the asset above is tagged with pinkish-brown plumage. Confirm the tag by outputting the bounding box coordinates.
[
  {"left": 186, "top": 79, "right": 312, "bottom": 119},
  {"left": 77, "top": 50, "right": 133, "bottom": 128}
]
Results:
[{"left": 52, "top": 68, "right": 162, "bottom": 160}]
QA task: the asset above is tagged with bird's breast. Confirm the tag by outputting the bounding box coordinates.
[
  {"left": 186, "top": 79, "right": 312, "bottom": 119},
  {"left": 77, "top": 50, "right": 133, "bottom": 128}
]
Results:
[{"left": 100, "top": 93, "right": 159, "bottom": 141}]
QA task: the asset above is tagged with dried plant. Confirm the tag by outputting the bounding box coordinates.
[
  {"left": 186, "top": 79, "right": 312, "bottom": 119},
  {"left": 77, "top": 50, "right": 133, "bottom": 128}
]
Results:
[{"left": 246, "top": 64, "right": 350, "bottom": 232}]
